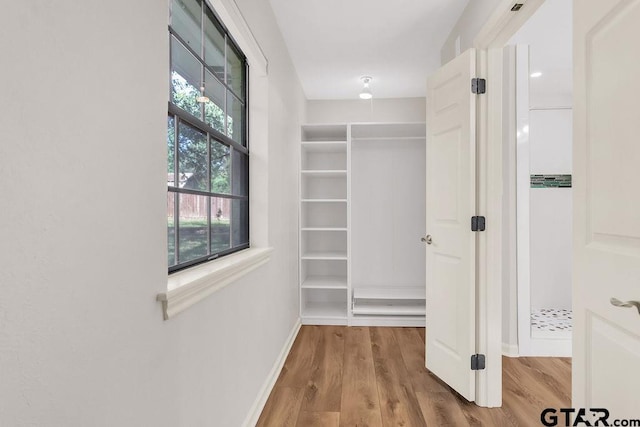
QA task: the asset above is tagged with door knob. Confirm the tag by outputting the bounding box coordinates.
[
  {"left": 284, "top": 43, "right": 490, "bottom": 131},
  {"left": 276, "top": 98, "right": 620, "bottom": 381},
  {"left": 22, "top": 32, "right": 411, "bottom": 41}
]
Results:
[
  {"left": 610, "top": 298, "right": 640, "bottom": 315},
  {"left": 421, "top": 235, "right": 433, "bottom": 245}
]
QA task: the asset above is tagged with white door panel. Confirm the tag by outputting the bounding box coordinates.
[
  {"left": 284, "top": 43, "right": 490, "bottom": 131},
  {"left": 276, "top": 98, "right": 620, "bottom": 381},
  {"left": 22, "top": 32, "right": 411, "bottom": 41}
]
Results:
[
  {"left": 426, "top": 48, "right": 476, "bottom": 402},
  {"left": 574, "top": 0, "right": 640, "bottom": 417}
]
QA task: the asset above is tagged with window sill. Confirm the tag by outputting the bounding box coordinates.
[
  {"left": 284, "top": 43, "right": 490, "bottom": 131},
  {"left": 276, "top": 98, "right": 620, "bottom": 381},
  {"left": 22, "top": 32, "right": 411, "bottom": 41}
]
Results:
[{"left": 157, "top": 247, "right": 273, "bottom": 320}]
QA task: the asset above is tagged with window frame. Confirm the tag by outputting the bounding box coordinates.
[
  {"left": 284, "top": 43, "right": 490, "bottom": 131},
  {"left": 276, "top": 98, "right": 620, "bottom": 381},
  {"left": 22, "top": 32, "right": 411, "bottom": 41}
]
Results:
[{"left": 168, "top": 0, "right": 250, "bottom": 274}]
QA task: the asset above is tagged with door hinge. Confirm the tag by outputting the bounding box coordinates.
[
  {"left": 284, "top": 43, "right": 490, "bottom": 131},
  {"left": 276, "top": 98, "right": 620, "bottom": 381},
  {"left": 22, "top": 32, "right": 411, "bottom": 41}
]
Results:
[
  {"left": 471, "top": 78, "right": 486, "bottom": 94},
  {"left": 471, "top": 354, "right": 486, "bottom": 370},
  {"left": 471, "top": 216, "right": 486, "bottom": 232}
]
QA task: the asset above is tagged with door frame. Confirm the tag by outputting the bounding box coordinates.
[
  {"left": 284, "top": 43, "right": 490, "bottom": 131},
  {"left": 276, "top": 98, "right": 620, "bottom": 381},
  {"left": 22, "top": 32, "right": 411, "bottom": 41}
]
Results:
[{"left": 471, "top": 0, "right": 545, "bottom": 407}]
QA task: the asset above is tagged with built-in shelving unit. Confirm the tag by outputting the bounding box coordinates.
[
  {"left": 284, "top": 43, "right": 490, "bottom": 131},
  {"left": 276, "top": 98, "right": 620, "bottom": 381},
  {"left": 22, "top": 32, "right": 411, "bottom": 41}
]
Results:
[
  {"left": 299, "top": 122, "right": 427, "bottom": 327},
  {"left": 299, "top": 124, "right": 349, "bottom": 325},
  {"left": 349, "top": 122, "right": 427, "bottom": 327}
]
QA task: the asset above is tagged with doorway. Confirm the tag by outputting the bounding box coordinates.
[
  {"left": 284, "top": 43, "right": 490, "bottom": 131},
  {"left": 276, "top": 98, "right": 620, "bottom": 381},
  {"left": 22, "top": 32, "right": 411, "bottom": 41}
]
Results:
[
  {"left": 502, "top": 0, "right": 574, "bottom": 358},
  {"left": 423, "top": 0, "right": 577, "bottom": 407}
]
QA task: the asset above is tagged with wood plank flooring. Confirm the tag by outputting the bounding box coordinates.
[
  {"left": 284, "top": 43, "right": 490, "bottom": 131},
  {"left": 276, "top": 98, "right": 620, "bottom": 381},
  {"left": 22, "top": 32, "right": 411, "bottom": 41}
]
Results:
[{"left": 257, "top": 326, "right": 571, "bottom": 427}]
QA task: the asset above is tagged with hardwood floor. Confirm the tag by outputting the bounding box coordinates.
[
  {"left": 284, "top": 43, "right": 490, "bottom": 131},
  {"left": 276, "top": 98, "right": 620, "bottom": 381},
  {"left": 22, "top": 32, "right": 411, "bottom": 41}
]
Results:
[{"left": 256, "top": 326, "right": 571, "bottom": 427}]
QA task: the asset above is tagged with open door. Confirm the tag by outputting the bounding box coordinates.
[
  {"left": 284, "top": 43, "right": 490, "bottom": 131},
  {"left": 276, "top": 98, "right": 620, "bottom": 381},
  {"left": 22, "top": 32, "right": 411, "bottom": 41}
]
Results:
[
  {"left": 573, "top": 0, "right": 640, "bottom": 416},
  {"left": 425, "top": 48, "right": 477, "bottom": 401}
]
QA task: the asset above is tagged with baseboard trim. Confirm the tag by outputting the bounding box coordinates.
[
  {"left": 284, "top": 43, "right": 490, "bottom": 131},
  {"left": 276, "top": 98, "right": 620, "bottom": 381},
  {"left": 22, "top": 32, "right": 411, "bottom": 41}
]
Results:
[
  {"left": 502, "top": 342, "right": 519, "bottom": 357},
  {"left": 242, "top": 318, "right": 301, "bottom": 427}
]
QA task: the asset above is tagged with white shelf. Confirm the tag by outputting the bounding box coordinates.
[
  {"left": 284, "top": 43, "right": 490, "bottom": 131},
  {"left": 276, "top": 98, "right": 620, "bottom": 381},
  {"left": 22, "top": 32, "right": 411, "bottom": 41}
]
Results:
[
  {"left": 302, "top": 301, "right": 347, "bottom": 318},
  {"left": 301, "top": 227, "right": 347, "bottom": 232},
  {"left": 351, "top": 136, "right": 426, "bottom": 142},
  {"left": 302, "top": 276, "right": 348, "bottom": 289},
  {"left": 301, "top": 199, "right": 347, "bottom": 203},
  {"left": 352, "top": 286, "right": 426, "bottom": 317},
  {"left": 301, "top": 251, "right": 348, "bottom": 260},
  {"left": 302, "top": 124, "right": 348, "bottom": 141},
  {"left": 301, "top": 170, "right": 347, "bottom": 177},
  {"left": 301, "top": 141, "right": 347, "bottom": 152},
  {"left": 352, "top": 301, "right": 426, "bottom": 316},
  {"left": 352, "top": 286, "right": 425, "bottom": 300}
]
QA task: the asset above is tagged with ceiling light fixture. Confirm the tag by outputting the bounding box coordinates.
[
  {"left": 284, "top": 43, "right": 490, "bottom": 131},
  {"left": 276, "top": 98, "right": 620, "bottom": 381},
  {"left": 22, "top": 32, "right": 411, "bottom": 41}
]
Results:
[
  {"left": 530, "top": 72, "right": 543, "bottom": 78},
  {"left": 359, "top": 76, "right": 373, "bottom": 100},
  {"left": 196, "top": 84, "right": 210, "bottom": 103}
]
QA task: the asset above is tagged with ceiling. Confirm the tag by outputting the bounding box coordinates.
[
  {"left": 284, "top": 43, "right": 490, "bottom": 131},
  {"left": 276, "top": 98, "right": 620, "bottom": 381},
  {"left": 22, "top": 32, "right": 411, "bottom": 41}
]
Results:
[{"left": 268, "top": 0, "right": 469, "bottom": 100}]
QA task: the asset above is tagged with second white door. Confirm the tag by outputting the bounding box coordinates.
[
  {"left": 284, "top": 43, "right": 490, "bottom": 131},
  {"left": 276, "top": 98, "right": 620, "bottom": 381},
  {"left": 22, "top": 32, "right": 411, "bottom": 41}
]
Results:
[{"left": 425, "top": 48, "right": 477, "bottom": 402}]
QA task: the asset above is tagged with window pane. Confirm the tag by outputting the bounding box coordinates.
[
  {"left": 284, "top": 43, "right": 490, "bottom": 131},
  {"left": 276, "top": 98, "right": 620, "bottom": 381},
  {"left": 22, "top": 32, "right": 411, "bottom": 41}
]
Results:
[
  {"left": 167, "top": 1, "right": 249, "bottom": 272},
  {"left": 178, "top": 193, "right": 208, "bottom": 263},
  {"left": 226, "top": 41, "right": 245, "bottom": 99},
  {"left": 204, "top": 69, "right": 225, "bottom": 133},
  {"left": 178, "top": 122, "right": 208, "bottom": 191},
  {"left": 210, "top": 197, "right": 231, "bottom": 253},
  {"left": 168, "top": 192, "right": 176, "bottom": 266},
  {"left": 171, "top": 36, "right": 202, "bottom": 120},
  {"left": 168, "top": 115, "right": 176, "bottom": 186},
  {"left": 227, "top": 90, "right": 245, "bottom": 145},
  {"left": 171, "top": 0, "right": 202, "bottom": 54},
  {"left": 232, "top": 199, "right": 249, "bottom": 247},
  {"left": 232, "top": 149, "right": 248, "bottom": 196},
  {"left": 211, "top": 140, "right": 230, "bottom": 194},
  {"left": 204, "top": 8, "right": 225, "bottom": 79}
]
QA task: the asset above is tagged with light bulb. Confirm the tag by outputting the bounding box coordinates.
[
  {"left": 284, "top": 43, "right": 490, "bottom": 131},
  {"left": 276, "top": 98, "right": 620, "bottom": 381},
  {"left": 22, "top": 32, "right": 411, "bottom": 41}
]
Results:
[
  {"left": 359, "top": 76, "right": 373, "bottom": 100},
  {"left": 530, "top": 72, "right": 542, "bottom": 78},
  {"left": 359, "top": 87, "right": 372, "bottom": 100}
]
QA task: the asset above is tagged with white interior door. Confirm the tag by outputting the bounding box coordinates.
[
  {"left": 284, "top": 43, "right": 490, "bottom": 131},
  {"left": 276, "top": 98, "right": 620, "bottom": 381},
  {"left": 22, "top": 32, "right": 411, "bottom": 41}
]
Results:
[
  {"left": 573, "top": 0, "right": 640, "bottom": 417},
  {"left": 425, "top": 48, "right": 477, "bottom": 401}
]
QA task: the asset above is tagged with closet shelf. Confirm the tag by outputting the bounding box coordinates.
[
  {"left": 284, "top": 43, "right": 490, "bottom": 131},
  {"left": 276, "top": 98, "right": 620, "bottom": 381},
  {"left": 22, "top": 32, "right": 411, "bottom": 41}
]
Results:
[
  {"left": 301, "top": 170, "right": 347, "bottom": 177},
  {"left": 351, "top": 136, "right": 426, "bottom": 142},
  {"left": 301, "top": 227, "right": 347, "bottom": 232},
  {"left": 302, "top": 124, "right": 348, "bottom": 142},
  {"left": 301, "top": 199, "right": 347, "bottom": 203},
  {"left": 352, "top": 286, "right": 425, "bottom": 300},
  {"left": 302, "top": 276, "right": 348, "bottom": 289},
  {"left": 301, "top": 141, "right": 347, "bottom": 152},
  {"left": 352, "top": 286, "right": 426, "bottom": 317},
  {"left": 301, "top": 251, "right": 348, "bottom": 260}
]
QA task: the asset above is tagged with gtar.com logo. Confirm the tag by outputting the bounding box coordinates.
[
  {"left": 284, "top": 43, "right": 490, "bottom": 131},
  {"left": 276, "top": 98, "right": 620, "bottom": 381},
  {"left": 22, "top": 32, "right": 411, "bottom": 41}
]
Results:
[{"left": 541, "top": 408, "right": 640, "bottom": 426}]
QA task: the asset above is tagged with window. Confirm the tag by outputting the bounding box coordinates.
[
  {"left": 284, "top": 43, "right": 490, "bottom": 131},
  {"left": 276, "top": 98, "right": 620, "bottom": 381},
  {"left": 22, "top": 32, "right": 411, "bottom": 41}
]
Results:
[{"left": 168, "top": 0, "right": 249, "bottom": 273}]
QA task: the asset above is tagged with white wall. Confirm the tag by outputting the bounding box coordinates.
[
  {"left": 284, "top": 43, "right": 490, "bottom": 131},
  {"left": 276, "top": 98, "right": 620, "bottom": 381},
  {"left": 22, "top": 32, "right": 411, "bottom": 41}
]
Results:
[
  {"left": 306, "top": 98, "right": 426, "bottom": 124},
  {"left": 0, "top": 1, "right": 305, "bottom": 426},
  {"left": 441, "top": 0, "right": 502, "bottom": 64},
  {"left": 351, "top": 140, "right": 426, "bottom": 290}
]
